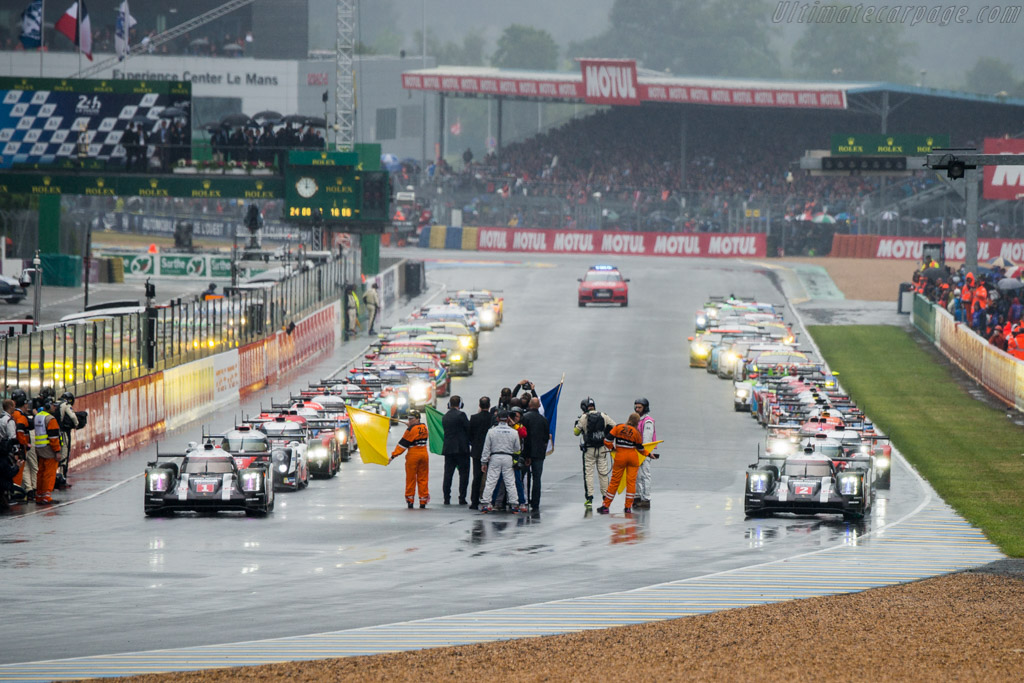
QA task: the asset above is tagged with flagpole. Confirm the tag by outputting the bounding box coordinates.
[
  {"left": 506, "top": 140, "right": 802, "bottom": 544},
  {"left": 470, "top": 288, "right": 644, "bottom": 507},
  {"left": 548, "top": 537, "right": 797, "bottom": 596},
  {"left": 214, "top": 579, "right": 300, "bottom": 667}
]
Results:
[
  {"left": 39, "top": 0, "right": 45, "bottom": 77},
  {"left": 76, "top": 2, "right": 81, "bottom": 75}
]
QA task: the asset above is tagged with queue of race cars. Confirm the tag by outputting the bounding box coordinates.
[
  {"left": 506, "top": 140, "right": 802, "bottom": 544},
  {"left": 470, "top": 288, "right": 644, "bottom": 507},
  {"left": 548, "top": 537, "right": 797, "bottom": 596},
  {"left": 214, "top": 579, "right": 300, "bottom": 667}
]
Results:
[
  {"left": 143, "top": 289, "right": 504, "bottom": 516},
  {"left": 689, "top": 295, "right": 892, "bottom": 521}
]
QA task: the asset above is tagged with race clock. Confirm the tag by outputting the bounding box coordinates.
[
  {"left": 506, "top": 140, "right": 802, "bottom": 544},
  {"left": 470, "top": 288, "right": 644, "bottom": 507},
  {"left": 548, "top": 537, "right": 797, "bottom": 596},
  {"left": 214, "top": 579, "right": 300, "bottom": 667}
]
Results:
[{"left": 295, "top": 176, "right": 318, "bottom": 198}]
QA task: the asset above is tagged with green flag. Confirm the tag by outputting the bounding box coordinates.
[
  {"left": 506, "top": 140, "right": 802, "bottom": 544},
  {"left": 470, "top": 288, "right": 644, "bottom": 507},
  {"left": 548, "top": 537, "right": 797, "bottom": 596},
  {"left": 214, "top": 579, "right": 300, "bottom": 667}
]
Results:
[{"left": 424, "top": 404, "right": 445, "bottom": 455}]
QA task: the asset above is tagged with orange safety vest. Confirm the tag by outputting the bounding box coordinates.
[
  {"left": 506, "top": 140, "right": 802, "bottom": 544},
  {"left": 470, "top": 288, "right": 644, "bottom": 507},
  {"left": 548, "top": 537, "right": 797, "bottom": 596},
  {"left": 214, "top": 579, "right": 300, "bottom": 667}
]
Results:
[{"left": 392, "top": 423, "right": 429, "bottom": 458}]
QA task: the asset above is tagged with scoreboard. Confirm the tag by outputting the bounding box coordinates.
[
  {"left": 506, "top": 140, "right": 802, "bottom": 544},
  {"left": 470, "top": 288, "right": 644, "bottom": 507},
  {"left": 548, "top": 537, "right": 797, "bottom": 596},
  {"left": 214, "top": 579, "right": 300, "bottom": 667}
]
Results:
[{"left": 284, "top": 150, "right": 390, "bottom": 225}]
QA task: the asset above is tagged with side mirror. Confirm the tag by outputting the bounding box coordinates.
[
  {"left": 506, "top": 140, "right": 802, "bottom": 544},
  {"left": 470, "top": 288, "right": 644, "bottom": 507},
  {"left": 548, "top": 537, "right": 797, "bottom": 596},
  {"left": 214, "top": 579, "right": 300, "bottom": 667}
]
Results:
[
  {"left": 624, "top": 278, "right": 631, "bottom": 282},
  {"left": 577, "top": 278, "right": 583, "bottom": 282}
]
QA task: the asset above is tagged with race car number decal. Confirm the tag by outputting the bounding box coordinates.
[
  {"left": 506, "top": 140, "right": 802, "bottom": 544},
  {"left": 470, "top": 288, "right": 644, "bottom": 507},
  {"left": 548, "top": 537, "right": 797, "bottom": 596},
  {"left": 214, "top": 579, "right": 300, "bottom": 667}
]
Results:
[
  {"left": 196, "top": 482, "right": 215, "bottom": 493},
  {"left": 795, "top": 485, "right": 813, "bottom": 496}
]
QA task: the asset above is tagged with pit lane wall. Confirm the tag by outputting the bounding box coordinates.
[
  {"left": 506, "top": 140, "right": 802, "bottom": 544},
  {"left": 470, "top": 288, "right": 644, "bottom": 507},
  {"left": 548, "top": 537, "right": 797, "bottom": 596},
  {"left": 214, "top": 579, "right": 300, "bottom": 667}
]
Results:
[
  {"left": 912, "top": 294, "right": 1024, "bottom": 411},
  {"left": 417, "top": 226, "right": 767, "bottom": 257},
  {"left": 832, "top": 235, "right": 1024, "bottom": 261},
  {"left": 69, "top": 300, "right": 341, "bottom": 470}
]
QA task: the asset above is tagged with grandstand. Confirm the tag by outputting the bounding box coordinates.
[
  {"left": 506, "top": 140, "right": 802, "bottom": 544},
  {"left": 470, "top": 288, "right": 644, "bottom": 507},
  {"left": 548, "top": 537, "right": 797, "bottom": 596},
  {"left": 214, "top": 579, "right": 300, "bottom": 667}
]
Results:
[{"left": 402, "top": 61, "right": 1024, "bottom": 252}]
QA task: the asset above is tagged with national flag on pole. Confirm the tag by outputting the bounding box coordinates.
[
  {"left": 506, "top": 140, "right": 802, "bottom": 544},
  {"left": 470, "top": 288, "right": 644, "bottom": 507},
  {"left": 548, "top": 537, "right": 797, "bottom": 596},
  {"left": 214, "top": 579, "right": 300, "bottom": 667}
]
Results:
[
  {"left": 345, "top": 405, "right": 392, "bottom": 465},
  {"left": 449, "top": 118, "right": 461, "bottom": 136},
  {"left": 115, "top": 0, "right": 137, "bottom": 60},
  {"left": 538, "top": 375, "right": 564, "bottom": 455},
  {"left": 424, "top": 405, "right": 445, "bottom": 455},
  {"left": 19, "top": 0, "right": 43, "bottom": 49},
  {"left": 55, "top": 1, "right": 93, "bottom": 61}
]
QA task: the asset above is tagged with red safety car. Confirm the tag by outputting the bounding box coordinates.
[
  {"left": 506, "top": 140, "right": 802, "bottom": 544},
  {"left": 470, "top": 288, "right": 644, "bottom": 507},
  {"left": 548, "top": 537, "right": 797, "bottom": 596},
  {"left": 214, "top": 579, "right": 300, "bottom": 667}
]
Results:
[{"left": 577, "top": 265, "right": 629, "bottom": 307}]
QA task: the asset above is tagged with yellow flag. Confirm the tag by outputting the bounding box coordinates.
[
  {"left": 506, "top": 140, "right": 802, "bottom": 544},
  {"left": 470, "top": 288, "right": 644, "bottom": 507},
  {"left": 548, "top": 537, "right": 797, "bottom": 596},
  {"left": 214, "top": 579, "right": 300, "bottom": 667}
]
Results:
[
  {"left": 618, "top": 440, "right": 665, "bottom": 494},
  {"left": 346, "top": 405, "right": 391, "bottom": 466}
]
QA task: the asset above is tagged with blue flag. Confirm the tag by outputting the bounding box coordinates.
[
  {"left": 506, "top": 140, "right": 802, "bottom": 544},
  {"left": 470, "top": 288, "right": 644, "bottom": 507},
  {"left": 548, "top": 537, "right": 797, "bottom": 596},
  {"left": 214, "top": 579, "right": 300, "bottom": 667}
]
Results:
[
  {"left": 19, "top": 0, "right": 42, "bottom": 49},
  {"left": 538, "top": 376, "right": 564, "bottom": 455}
]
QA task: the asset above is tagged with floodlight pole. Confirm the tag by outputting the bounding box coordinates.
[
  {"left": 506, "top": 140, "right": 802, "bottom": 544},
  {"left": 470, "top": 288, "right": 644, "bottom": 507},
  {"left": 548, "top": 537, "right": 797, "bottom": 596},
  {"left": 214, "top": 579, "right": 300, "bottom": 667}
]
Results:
[{"left": 925, "top": 151, "right": 1024, "bottom": 277}]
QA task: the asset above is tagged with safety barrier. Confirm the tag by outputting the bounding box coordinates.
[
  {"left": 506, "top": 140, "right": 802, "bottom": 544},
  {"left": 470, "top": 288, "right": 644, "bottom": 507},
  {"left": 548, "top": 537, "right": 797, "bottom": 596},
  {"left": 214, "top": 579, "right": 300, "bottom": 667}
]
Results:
[
  {"left": 831, "top": 235, "right": 1024, "bottom": 260},
  {"left": 68, "top": 297, "right": 341, "bottom": 467},
  {"left": 417, "top": 225, "right": 767, "bottom": 258},
  {"left": 913, "top": 294, "right": 1024, "bottom": 411}
]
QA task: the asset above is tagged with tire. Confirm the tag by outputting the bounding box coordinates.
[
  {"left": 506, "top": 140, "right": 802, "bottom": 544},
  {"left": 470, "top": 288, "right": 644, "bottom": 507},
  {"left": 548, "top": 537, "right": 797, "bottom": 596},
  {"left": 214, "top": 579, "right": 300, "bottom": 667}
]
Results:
[
  {"left": 578, "top": 301, "right": 585, "bottom": 308},
  {"left": 340, "top": 446, "right": 350, "bottom": 463},
  {"left": 843, "top": 511, "right": 864, "bottom": 522},
  {"left": 876, "top": 469, "right": 891, "bottom": 489},
  {"left": 744, "top": 507, "right": 768, "bottom": 518},
  {"left": 5, "top": 297, "right": 23, "bottom": 304},
  {"left": 144, "top": 508, "right": 164, "bottom": 517},
  {"left": 621, "top": 300, "right": 628, "bottom": 307}
]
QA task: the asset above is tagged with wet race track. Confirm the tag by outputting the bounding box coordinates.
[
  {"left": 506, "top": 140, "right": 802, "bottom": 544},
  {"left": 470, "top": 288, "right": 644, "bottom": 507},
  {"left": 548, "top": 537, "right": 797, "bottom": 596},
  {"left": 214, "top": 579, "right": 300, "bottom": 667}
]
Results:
[{"left": 0, "top": 252, "right": 990, "bottom": 674}]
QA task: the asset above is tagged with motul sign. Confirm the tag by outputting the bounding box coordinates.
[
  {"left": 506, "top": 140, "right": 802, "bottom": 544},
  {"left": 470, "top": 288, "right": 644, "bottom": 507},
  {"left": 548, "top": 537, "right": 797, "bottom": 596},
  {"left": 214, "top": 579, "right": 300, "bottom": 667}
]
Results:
[
  {"left": 983, "top": 137, "right": 1024, "bottom": 200},
  {"left": 475, "top": 228, "right": 765, "bottom": 257},
  {"left": 579, "top": 59, "right": 640, "bottom": 106}
]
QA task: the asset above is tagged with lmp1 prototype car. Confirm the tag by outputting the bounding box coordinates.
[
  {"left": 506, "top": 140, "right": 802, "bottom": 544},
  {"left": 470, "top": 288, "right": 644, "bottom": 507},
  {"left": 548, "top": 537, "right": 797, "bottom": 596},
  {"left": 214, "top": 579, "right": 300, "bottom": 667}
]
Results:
[
  {"left": 744, "top": 449, "right": 875, "bottom": 521},
  {"left": 144, "top": 445, "right": 275, "bottom": 516},
  {"left": 578, "top": 265, "right": 629, "bottom": 307}
]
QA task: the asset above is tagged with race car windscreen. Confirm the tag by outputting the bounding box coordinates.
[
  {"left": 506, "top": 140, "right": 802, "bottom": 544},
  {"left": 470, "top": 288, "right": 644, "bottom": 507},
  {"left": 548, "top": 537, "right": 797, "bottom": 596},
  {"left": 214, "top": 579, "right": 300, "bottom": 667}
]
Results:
[
  {"left": 184, "top": 458, "right": 235, "bottom": 474},
  {"left": 222, "top": 436, "right": 269, "bottom": 452},
  {"left": 783, "top": 461, "right": 832, "bottom": 478},
  {"left": 261, "top": 423, "right": 305, "bottom": 439},
  {"left": 584, "top": 271, "right": 622, "bottom": 282}
]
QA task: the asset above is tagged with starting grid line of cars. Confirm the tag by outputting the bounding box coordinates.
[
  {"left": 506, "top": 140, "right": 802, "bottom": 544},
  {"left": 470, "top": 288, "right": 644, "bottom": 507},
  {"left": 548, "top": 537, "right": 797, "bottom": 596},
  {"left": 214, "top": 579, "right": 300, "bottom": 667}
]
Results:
[
  {"left": 689, "top": 296, "right": 892, "bottom": 522},
  {"left": 142, "top": 290, "right": 505, "bottom": 516}
]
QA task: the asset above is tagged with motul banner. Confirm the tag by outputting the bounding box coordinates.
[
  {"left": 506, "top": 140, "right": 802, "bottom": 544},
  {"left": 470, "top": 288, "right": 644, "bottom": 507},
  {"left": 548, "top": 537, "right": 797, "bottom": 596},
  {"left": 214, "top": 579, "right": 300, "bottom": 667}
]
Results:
[
  {"left": 476, "top": 228, "right": 766, "bottom": 257},
  {"left": 579, "top": 58, "right": 640, "bottom": 106},
  {"left": 874, "top": 236, "right": 1024, "bottom": 261},
  {"left": 642, "top": 83, "right": 845, "bottom": 109},
  {"left": 983, "top": 137, "right": 1024, "bottom": 201},
  {"left": 401, "top": 73, "right": 581, "bottom": 99}
]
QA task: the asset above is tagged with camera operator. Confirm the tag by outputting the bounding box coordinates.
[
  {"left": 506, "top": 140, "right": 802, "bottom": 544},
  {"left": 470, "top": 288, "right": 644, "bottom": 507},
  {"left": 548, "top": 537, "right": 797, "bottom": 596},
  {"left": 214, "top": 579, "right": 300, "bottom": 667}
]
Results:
[{"left": 56, "top": 392, "right": 80, "bottom": 490}]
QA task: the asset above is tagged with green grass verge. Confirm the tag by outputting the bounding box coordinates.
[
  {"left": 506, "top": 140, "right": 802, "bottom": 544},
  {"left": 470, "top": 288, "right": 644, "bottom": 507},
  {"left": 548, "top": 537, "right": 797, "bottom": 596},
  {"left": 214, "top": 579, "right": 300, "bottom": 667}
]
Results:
[{"left": 809, "top": 324, "right": 1024, "bottom": 557}]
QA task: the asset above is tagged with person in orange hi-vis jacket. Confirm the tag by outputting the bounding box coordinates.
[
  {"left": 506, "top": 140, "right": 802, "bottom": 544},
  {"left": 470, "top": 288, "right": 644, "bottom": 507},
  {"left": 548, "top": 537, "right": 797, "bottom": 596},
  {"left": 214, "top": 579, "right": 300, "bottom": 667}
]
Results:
[
  {"left": 390, "top": 410, "right": 430, "bottom": 508},
  {"left": 33, "top": 400, "right": 62, "bottom": 505},
  {"left": 597, "top": 413, "right": 647, "bottom": 515}
]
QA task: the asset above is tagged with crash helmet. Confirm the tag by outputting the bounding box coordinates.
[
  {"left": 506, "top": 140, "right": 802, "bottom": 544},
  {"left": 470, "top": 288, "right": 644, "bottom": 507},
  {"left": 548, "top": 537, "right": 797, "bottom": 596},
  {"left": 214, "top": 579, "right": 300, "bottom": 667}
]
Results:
[
  {"left": 10, "top": 389, "right": 27, "bottom": 407},
  {"left": 586, "top": 397, "right": 596, "bottom": 410},
  {"left": 633, "top": 397, "right": 650, "bottom": 414},
  {"left": 61, "top": 391, "right": 75, "bottom": 405}
]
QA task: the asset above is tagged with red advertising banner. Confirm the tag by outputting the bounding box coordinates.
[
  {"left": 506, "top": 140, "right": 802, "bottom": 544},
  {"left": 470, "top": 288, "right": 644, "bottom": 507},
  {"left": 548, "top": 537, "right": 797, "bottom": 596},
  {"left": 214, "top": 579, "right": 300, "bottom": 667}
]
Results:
[
  {"left": 475, "top": 228, "right": 766, "bottom": 257},
  {"left": 983, "top": 137, "right": 1024, "bottom": 201},
  {"left": 874, "top": 237, "right": 1024, "bottom": 261},
  {"left": 71, "top": 372, "right": 165, "bottom": 470},
  {"left": 579, "top": 59, "right": 640, "bottom": 106},
  {"left": 402, "top": 70, "right": 846, "bottom": 110}
]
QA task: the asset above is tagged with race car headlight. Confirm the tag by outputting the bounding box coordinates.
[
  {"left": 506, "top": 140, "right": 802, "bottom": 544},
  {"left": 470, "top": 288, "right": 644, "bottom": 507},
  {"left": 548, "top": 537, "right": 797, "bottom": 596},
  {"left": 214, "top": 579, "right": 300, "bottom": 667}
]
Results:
[
  {"left": 148, "top": 472, "right": 169, "bottom": 492},
  {"left": 241, "top": 472, "right": 263, "bottom": 492},
  {"left": 278, "top": 464, "right": 288, "bottom": 473},
  {"left": 397, "top": 396, "right": 407, "bottom": 406},
  {"left": 335, "top": 430, "right": 348, "bottom": 444},
  {"left": 875, "top": 457, "right": 890, "bottom": 470},
  {"left": 409, "top": 381, "right": 430, "bottom": 402},
  {"left": 479, "top": 310, "right": 495, "bottom": 324},
  {"left": 839, "top": 474, "right": 861, "bottom": 496},
  {"left": 735, "top": 388, "right": 749, "bottom": 398},
  {"left": 458, "top": 335, "right": 473, "bottom": 349},
  {"left": 696, "top": 315, "right": 707, "bottom": 326},
  {"left": 766, "top": 440, "right": 792, "bottom": 456},
  {"left": 747, "top": 472, "right": 769, "bottom": 493},
  {"left": 307, "top": 447, "right": 328, "bottom": 461},
  {"left": 450, "top": 353, "right": 463, "bottom": 362},
  {"left": 859, "top": 445, "right": 870, "bottom": 454},
  {"left": 692, "top": 343, "right": 709, "bottom": 356},
  {"left": 724, "top": 352, "right": 739, "bottom": 363}
]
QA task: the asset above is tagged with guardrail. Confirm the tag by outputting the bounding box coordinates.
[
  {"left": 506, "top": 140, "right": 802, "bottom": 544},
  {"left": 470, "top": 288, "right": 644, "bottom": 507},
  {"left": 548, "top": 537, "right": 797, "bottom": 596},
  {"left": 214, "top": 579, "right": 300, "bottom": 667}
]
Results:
[
  {"left": 912, "top": 293, "right": 1024, "bottom": 411},
  {"left": 0, "top": 255, "right": 355, "bottom": 398}
]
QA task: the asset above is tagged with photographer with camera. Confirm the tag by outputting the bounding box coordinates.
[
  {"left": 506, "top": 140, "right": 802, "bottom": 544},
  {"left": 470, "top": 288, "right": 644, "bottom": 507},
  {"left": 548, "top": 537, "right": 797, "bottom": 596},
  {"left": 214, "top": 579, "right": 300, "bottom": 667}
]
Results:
[
  {"left": 56, "top": 392, "right": 83, "bottom": 490},
  {"left": 0, "top": 399, "right": 23, "bottom": 510}
]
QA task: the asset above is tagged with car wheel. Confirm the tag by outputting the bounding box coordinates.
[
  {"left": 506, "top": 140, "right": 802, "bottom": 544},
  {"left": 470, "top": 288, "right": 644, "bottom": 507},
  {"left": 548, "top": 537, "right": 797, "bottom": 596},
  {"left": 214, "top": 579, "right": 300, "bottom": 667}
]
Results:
[
  {"left": 744, "top": 508, "right": 768, "bottom": 518},
  {"left": 5, "top": 297, "right": 23, "bottom": 304},
  {"left": 876, "top": 470, "right": 891, "bottom": 489},
  {"left": 843, "top": 511, "right": 864, "bottom": 522},
  {"left": 621, "top": 300, "right": 628, "bottom": 307},
  {"left": 578, "top": 300, "right": 585, "bottom": 307},
  {"left": 144, "top": 508, "right": 165, "bottom": 517}
]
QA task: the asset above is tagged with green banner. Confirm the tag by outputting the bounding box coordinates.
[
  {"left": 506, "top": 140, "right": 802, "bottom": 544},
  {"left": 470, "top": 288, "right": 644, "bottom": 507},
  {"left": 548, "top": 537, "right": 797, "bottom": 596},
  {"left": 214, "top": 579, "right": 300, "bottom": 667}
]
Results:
[
  {"left": 210, "top": 257, "right": 233, "bottom": 279},
  {"left": 119, "top": 253, "right": 157, "bottom": 277},
  {"left": 159, "top": 254, "right": 207, "bottom": 277},
  {"left": 832, "top": 134, "right": 950, "bottom": 156},
  {"left": 0, "top": 171, "right": 284, "bottom": 199},
  {"left": 0, "top": 75, "right": 190, "bottom": 96},
  {"left": 287, "top": 150, "right": 359, "bottom": 167}
]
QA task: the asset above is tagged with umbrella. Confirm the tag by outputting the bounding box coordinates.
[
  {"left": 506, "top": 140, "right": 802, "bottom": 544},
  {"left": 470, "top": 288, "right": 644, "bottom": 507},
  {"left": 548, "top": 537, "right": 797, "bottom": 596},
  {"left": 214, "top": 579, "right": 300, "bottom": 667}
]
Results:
[
  {"left": 304, "top": 116, "right": 327, "bottom": 128},
  {"left": 220, "top": 113, "right": 254, "bottom": 127},
  {"left": 997, "top": 278, "right": 1024, "bottom": 292},
  {"left": 158, "top": 106, "right": 188, "bottom": 119},
  {"left": 222, "top": 43, "right": 244, "bottom": 54},
  {"left": 189, "top": 37, "right": 210, "bottom": 47},
  {"left": 130, "top": 115, "right": 157, "bottom": 127},
  {"left": 835, "top": 212, "right": 851, "bottom": 221},
  {"left": 880, "top": 210, "right": 899, "bottom": 220},
  {"left": 922, "top": 267, "right": 946, "bottom": 281},
  {"left": 253, "top": 110, "right": 282, "bottom": 122},
  {"left": 282, "top": 114, "right": 308, "bottom": 125},
  {"left": 811, "top": 213, "right": 836, "bottom": 224},
  {"left": 381, "top": 153, "right": 400, "bottom": 171},
  {"left": 989, "top": 256, "right": 1017, "bottom": 269}
]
